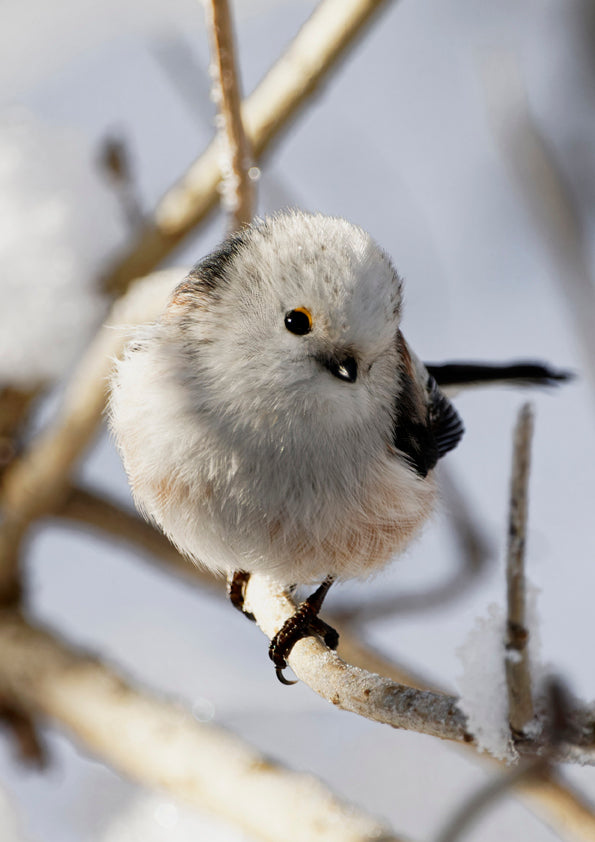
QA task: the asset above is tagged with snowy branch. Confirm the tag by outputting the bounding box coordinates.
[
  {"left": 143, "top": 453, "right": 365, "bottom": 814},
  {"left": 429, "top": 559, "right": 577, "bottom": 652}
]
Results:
[
  {"left": 102, "top": 0, "right": 393, "bottom": 294},
  {"left": 242, "top": 574, "right": 595, "bottom": 765},
  {"left": 0, "top": 611, "right": 403, "bottom": 842},
  {"left": 505, "top": 403, "right": 535, "bottom": 734},
  {"left": 52, "top": 485, "right": 595, "bottom": 840},
  {"left": 205, "top": 0, "right": 254, "bottom": 229}
]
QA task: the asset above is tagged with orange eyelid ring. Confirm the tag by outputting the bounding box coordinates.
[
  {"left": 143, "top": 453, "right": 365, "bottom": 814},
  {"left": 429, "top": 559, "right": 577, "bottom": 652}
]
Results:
[
  {"left": 293, "top": 307, "right": 312, "bottom": 324},
  {"left": 284, "top": 307, "right": 313, "bottom": 336}
]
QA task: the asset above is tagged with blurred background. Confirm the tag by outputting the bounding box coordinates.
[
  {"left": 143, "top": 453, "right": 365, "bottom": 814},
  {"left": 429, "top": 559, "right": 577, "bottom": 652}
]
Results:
[{"left": 1, "top": 0, "right": 595, "bottom": 839}]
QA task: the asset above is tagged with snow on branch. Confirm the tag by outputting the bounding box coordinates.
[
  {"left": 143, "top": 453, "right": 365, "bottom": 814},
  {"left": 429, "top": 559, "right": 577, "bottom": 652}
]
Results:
[
  {"left": 102, "top": 0, "right": 393, "bottom": 295},
  {"left": 0, "top": 611, "right": 402, "bottom": 842}
]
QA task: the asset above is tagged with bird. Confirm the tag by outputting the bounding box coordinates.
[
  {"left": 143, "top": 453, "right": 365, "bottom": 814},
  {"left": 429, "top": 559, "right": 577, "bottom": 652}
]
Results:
[{"left": 109, "top": 210, "right": 569, "bottom": 683}]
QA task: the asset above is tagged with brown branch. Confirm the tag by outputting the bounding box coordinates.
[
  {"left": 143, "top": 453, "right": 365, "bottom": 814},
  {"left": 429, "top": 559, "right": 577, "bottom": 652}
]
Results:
[
  {"left": 505, "top": 403, "right": 535, "bottom": 734},
  {"left": 0, "top": 611, "right": 404, "bottom": 842},
  {"left": 58, "top": 485, "right": 216, "bottom": 590},
  {"left": 0, "top": 269, "right": 185, "bottom": 601},
  {"left": 205, "top": 0, "right": 254, "bottom": 229},
  {"left": 102, "top": 0, "right": 393, "bottom": 295}
]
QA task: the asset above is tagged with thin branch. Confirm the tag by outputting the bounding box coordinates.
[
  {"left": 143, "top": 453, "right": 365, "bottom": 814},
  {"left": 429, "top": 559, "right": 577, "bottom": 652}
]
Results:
[
  {"left": 243, "top": 574, "right": 595, "bottom": 764},
  {"left": 205, "top": 0, "right": 254, "bottom": 229},
  {"left": 0, "top": 611, "right": 403, "bottom": 842},
  {"left": 0, "top": 269, "right": 185, "bottom": 600},
  {"left": 244, "top": 574, "right": 471, "bottom": 742},
  {"left": 505, "top": 403, "right": 535, "bottom": 733},
  {"left": 102, "top": 0, "right": 393, "bottom": 295}
]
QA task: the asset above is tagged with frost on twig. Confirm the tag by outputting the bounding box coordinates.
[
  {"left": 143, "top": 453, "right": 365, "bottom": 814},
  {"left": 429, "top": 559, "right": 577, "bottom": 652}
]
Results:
[
  {"left": 102, "top": 0, "right": 392, "bottom": 294},
  {"left": 505, "top": 403, "right": 535, "bottom": 734},
  {"left": 205, "top": 0, "right": 254, "bottom": 229},
  {"left": 0, "top": 611, "right": 403, "bottom": 842}
]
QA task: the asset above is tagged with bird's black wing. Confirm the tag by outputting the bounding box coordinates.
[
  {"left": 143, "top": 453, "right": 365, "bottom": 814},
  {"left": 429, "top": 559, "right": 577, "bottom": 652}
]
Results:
[{"left": 393, "top": 334, "right": 464, "bottom": 477}]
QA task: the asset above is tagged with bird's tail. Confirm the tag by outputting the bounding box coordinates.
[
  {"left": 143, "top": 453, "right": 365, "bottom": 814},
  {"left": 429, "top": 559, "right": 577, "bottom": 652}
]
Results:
[{"left": 425, "top": 361, "right": 573, "bottom": 392}]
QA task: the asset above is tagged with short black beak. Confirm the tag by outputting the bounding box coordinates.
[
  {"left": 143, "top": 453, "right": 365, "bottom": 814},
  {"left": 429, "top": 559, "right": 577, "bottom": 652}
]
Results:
[{"left": 325, "top": 354, "right": 358, "bottom": 384}]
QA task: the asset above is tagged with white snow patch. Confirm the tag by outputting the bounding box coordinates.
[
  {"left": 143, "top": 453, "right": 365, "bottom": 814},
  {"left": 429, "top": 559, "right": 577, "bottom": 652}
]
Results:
[
  {"left": 0, "top": 109, "right": 126, "bottom": 386},
  {"left": 456, "top": 603, "right": 515, "bottom": 761}
]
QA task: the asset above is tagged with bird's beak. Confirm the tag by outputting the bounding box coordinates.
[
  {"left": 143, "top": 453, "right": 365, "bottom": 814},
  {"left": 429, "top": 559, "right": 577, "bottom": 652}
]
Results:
[{"left": 322, "top": 353, "right": 358, "bottom": 384}]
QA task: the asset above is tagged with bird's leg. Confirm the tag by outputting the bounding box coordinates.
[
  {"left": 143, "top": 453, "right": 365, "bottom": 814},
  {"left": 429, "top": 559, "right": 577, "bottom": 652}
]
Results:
[
  {"left": 226, "top": 570, "right": 255, "bottom": 622},
  {"left": 269, "top": 576, "right": 338, "bottom": 685}
]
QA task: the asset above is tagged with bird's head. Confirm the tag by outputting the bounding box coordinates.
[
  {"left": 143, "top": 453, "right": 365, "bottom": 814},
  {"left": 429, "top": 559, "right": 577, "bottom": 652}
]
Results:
[{"left": 163, "top": 211, "right": 405, "bottom": 432}]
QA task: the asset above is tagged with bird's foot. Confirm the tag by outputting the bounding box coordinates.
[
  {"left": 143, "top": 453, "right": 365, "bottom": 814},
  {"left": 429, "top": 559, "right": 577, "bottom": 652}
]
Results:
[
  {"left": 269, "top": 578, "right": 338, "bottom": 685},
  {"left": 226, "top": 570, "right": 255, "bottom": 622}
]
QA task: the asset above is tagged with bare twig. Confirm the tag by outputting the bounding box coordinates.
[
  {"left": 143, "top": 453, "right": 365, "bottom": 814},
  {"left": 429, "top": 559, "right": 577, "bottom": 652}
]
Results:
[
  {"left": 0, "top": 269, "right": 185, "bottom": 600},
  {"left": 505, "top": 403, "right": 535, "bottom": 734},
  {"left": 103, "top": 0, "right": 393, "bottom": 295},
  {"left": 0, "top": 611, "right": 403, "bottom": 842},
  {"left": 205, "top": 0, "right": 254, "bottom": 229}
]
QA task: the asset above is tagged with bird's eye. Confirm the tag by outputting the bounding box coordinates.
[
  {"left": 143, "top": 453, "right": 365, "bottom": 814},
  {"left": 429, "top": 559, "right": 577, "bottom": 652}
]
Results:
[{"left": 284, "top": 307, "right": 312, "bottom": 336}]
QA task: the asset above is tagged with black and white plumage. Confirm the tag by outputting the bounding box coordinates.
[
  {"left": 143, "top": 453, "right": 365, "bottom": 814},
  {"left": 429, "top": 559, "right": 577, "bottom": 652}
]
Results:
[{"left": 109, "top": 210, "right": 567, "bottom": 680}]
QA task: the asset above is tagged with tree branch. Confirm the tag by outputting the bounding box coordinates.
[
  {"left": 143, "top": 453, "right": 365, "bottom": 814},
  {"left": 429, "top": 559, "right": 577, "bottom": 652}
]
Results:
[
  {"left": 54, "top": 486, "right": 595, "bottom": 839},
  {"left": 205, "top": 0, "right": 254, "bottom": 229},
  {"left": 0, "top": 610, "right": 403, "bottom": 842},
  {"left": 505, "top": 403, "right": 535, "bottom": 734},
  {"left": 102, "top": 0, "right": 393, "bottom": 295},
  {"left": 0, "top": 269, "right": 185, "bottom": 600}
]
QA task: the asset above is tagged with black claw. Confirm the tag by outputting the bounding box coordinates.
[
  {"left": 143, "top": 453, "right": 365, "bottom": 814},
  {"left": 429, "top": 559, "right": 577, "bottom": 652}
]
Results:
[
  {"left": 275, "top": 667, "right": 298, "bottom": 686},
  {"left": 268, "top": 577, "right": 338, "bottom": 686},
  {"left": 227, "top": 570, "right": 256, "bottom": 621}
]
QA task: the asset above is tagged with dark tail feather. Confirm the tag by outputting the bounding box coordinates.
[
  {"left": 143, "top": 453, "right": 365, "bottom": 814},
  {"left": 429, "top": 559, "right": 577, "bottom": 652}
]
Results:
[{"left": 425, "top": 361, "right": 574, "bottom": 390}]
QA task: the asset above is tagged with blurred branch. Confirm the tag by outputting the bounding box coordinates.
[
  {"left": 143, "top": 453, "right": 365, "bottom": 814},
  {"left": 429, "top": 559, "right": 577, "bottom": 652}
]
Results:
[
  {"left": 334, "top": 467, "right": 492, "bottom": 623},
  {"left": 205, "top": 0, "right": 254, "bottom": 229},
  {"left": 0, "top": 269, "right": 184, "bottom": 602},
  {"left": 482, "top": 54, "right": 595, "bottom": 392},
  {"left": 59, "top": 484, "right": 216, "bottom": 590},
  {"left": 98, "top": 135, "right": 144, "bottom": 230},
  {"left": 102, "top": 0, "right": 393, "bottom": 295},
  {"left": 0, "top": 610, "right": 403, "bottom": 842},
  {"left": 0, "top": 386, "right": 40, "bottom": 481},
  {"left": 435, "top": 759, "right": 548, "bottom": 842},
  {"left": 505, "top": 404, "right": 535, "bottom": 734}
]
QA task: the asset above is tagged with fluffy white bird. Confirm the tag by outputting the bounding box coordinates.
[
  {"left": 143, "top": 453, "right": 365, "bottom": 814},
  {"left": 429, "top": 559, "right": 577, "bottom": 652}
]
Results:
[{"left": 109, "top": 210, "right": 566, "bottom": 682}]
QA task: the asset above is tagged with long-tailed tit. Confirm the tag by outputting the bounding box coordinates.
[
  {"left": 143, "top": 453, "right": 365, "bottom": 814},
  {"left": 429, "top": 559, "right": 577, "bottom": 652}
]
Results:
[{"left": 109, "top": 210, "right": 569, "bottom": 683}]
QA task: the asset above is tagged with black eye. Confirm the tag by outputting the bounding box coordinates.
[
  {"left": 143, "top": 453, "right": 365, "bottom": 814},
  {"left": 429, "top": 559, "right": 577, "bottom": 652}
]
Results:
[{"left": 284, "top": 307, "right": 312, "bottom": 335}]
